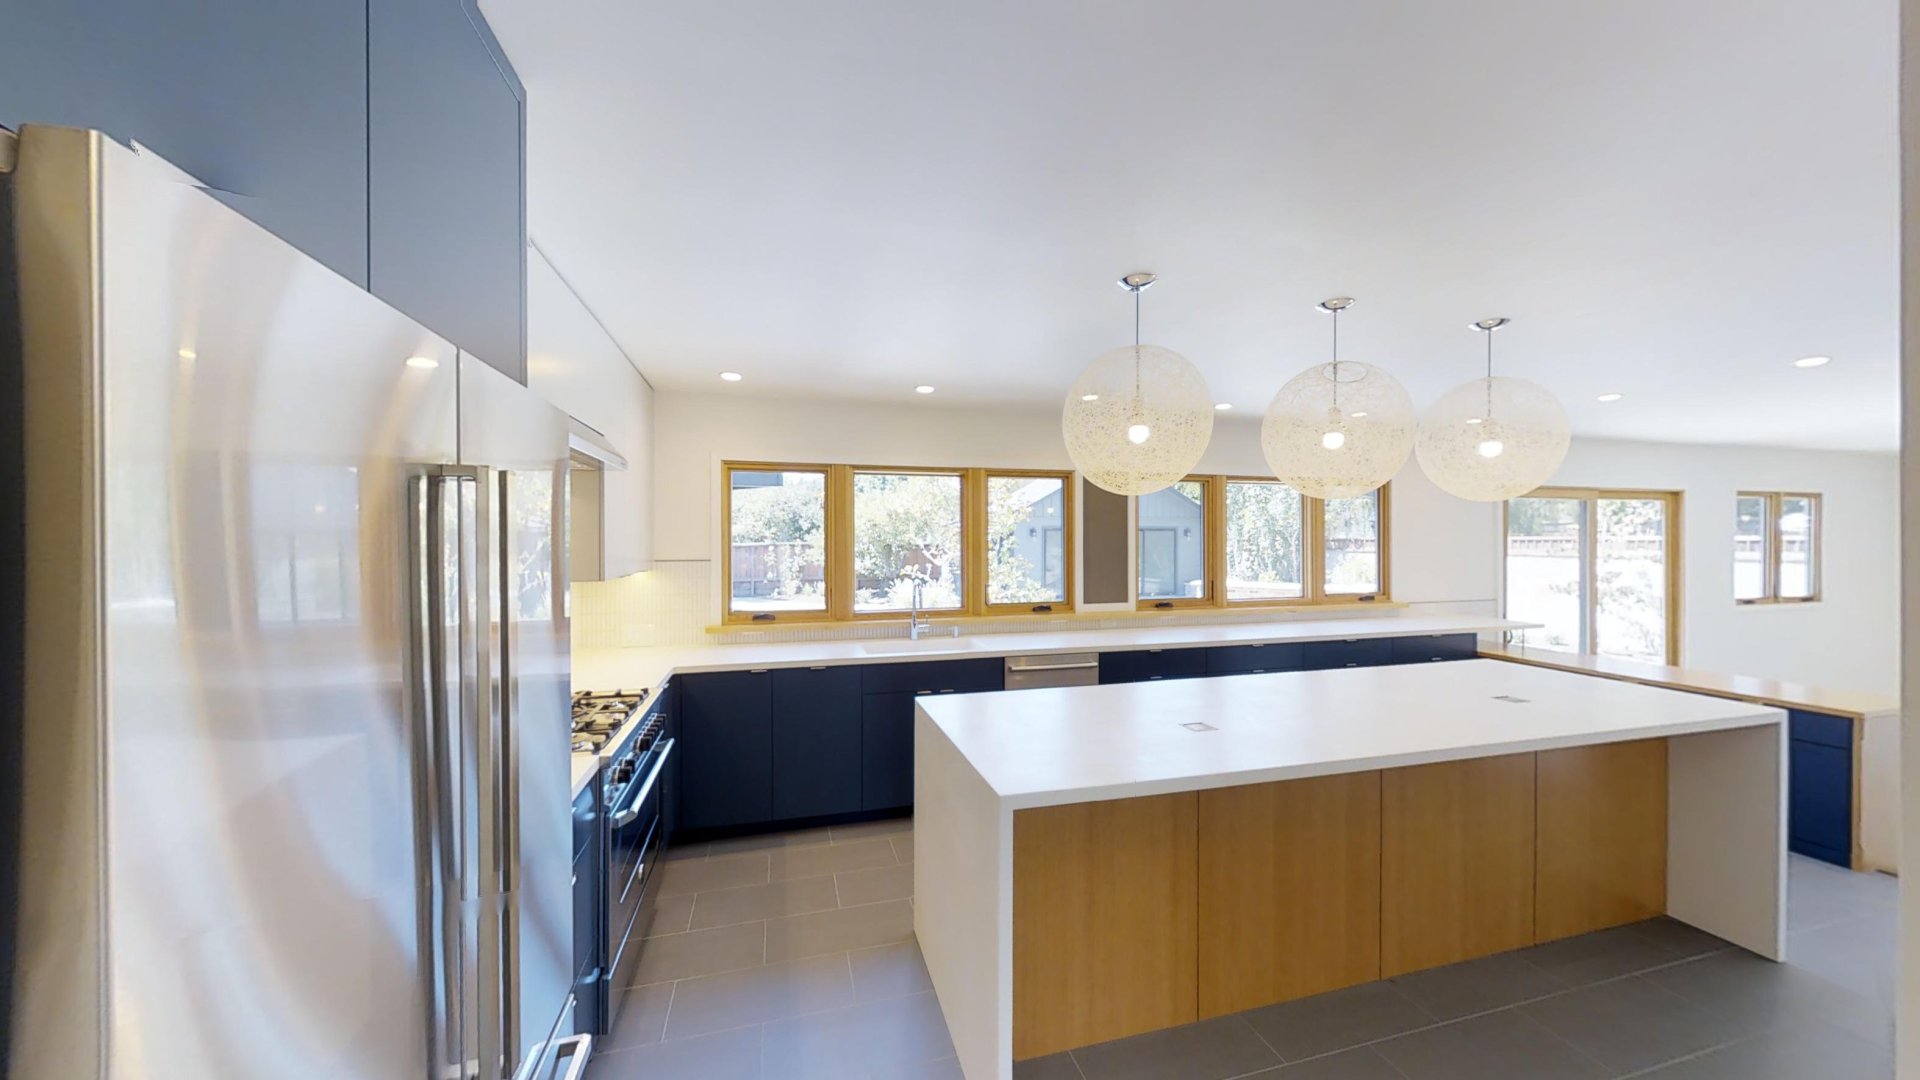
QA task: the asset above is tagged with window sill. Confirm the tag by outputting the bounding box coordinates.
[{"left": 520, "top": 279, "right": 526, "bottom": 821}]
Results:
[{"left": 709, "top": 598, "right": 1405, "bottom": 634}]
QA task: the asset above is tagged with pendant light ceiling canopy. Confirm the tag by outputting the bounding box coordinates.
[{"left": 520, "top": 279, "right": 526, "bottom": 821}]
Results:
[
  {"left": 1062, "top": 273, "right": 1214, "bottom": 496},
  {"left": 1415, "top": 318, "right": 1571, "bottom": 502},
  {"left": 1260, "top": 298, "right": 1415, "bottom": 500}
]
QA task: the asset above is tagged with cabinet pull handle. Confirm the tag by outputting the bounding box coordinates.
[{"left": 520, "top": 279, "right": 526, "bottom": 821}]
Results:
[
  {"left": 752, "top": 613, "right": 775, "bottom": 621},
  {"left": 1154, "top": 601, "right": 1174, "bottom": 609},
  {"left": 1031, "top": 604, "right": 1053, "bottom": 613},
  {"left": 809, "top": 666, "right": 826, "bottom": 671},
  {"left": 749, "top": 668, "right": 769, "bottom": 674},
  {"left": 915, "top": 690, "right": 933, "bottom": 696}
]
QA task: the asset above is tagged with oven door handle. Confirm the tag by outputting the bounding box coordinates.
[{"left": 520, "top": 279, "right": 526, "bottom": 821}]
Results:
[{"left": 610, "top": 738, "right": 674, "bottom": 829}]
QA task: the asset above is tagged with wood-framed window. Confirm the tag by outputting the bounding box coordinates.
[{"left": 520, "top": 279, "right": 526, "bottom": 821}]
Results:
[
  {"left": 1502, "top": 487, "right": 1682, "bottom": 664},
  {"left": 720, "top": 461, "right": 1075, "bottom": 624},
  {"left": 1138, "top": 477, "right": 1392, "bottom": 611},
  {"left": 1735, "top": 491, "right": 1820, "bottom": 604}
]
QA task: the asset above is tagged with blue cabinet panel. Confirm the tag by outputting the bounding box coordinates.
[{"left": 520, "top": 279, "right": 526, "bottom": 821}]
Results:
[
  {"left": 861, "top": 691, "right": 920, "bottom": 811},
  {"left": 1099, "top": 648, "right": 1208, "bottom": 684},
  {"left": 772, "top": 666, "right": 863, "bottom": 820},
  {"left": 1789, "top": 738, "right": 1852, "bottom": 867},
  {"left": 677, "top": 670, "right": 773, "bottom": 830},
  {"left": 1207, "top": 643, "right": 1305, "bottom": 676},
  {"left": 1790, "top": 710, "right": 1853, "bottom": 750},
  {"left": 861, "top": 658, "right": 1003, "bottom": 695},
  {"left": 1301, "top": 638, "right": 1395, "bottom": 671},
  {"left": 1388, "top": 634, "right": 1479, "bottom": 665}
]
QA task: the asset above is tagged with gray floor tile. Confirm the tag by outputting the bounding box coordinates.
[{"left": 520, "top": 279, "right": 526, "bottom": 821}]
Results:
[
  {"left": 640, "top": 891, "right": 696, "bottom": 938},
  {"left": 1519, "top": 975, "right": 1745, "bottom": 1074},
  {"left": 1241, "top": 981, "right": 1435, "bottom": 1062},
  {"left": 769, "top": 837, "right": 900, "bottom": 881},
  {"left": 1388, "top": 951, "right": 1568, "bottom": 1021},
  {"left": 759, "top": 990, "right": 956, "bottom": 1079},
  {"left": 1252, "top": 1046, "right": 1405, "bottom": 1079},
  {"left": 1637, "top": 1019, "right": 1892, "bottom": 1080},
  {"left": 689, "top": 874, "right": 840, "bottom": 930},
  {"left": 1644, "top": 949, "right": 1892, "bottom": 1049},
  {"left": 595, "top": 981, "right": 674, "bottom": 1052},
  {"left": 706, "top": 825, "right": 837, "bottom": 856},
  {"left": 1014, "top": 1052, "right": 1085, "bottom": 1080},
  {"left": 1788, "top": 910, "right": 1900, "bottom": 1010},
  {"left": 849, "top": 940, "right": 935, "bottom": 1002},
  {"left": 892, "top": 834, "right": 916, "bottom": 862},
  {"left": 837, "top": 862, "right": 916, "bottom": 906},
  {"left": 1371, "top": 1009, "right": 1606, "bottom": 1080},
  {"left": 895, "top": 1057, "right": 967, "bottom": 1079},
  {"left": 1522, "top": 924, "right": 1690, "bottom": 986},
  {"left": 1625, "top": 916, "right": 1733, "bottom": 960},
  {"left": 629, "top": 921, "right": 766, "bottom": 985},
  {"left": 831, "top": 817, "right": 913, "bottom": 844},
  {"left": 663, "top": 841, "right": 709, "bottom": 862},
  {"left": 1071, "top": 1016, "right": 1279, "bottom": 1080},
  {"left": 765, "top": 898, "right": 915, "bottom": 962},
  {"left": 657, "top": 852, "right": 771, "bottom": 897},
  {"left": 585, "top": 1024, "right": 762, "bottom": 1080},
  {"left": 663, "top": 953, "right": 854, "bottom": 1039}
]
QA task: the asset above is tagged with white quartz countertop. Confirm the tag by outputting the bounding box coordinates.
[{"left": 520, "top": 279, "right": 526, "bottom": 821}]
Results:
[
  {"left": 916, "top": 659, "right": 1783, "bottom": 810},
  {"left": 570, "top": 612, "right": 1530, "bottom": 695},
  {"left": 570, "top": 753, "right": 600, "bottom": 800}
]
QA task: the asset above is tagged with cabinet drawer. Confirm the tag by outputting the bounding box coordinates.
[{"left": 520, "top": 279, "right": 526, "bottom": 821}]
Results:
[
  {"left": 861, "top": 658, "right": 1004, "bottom": 695},
  {"left": 1301, "top": 638, "right": 1394, "bottom": 671},
  {"left": 1207, "top": 643, "right": 1306, "bottom": 676},
  {"left": 1789, "top": 738, "right": 1852, "bottom": 866},
  {"left": 1789, "top": 709, "right": 1854, "bottom": 750},
  {"left": 1099, "top": 648, "right": 1208, "bottom": 685},
  {"left": 1388, "top": 634, "right": 1479, "bottom": 665}
]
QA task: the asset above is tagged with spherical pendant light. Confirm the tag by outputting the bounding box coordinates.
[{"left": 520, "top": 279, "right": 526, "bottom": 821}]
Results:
[
  {"left": 1062, "top": 274, "right": 1214, "bottom": 496},
  {"left": 1415, "top": 318, "right": 1571, "bottom": 502},
  {"left": 1260, "top": 298, "right": 1415, "bottom": 499}
]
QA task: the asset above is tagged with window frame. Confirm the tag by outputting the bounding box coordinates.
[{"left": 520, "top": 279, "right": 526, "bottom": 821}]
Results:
[
  {"left": 846, "top": 465, "right": 971, "bottom": 620},
  {"left": 720, "top": 461, "right": 837, "bottom": 625},
  {"left": 977, "top": 468, "right": 1077, "bottom": 616},
  {"left": 1137, "top": 476, "right": 1393, "bottom": 611},
  {"left": 1501, "top": 486, "right": 1683, "bottom": 665},
  {"left": 1135, "top": 476, "right": 1222, "bottom": 610},
  {"left": 1736, "top": 490, "right": 1822, "bottom": 605}
]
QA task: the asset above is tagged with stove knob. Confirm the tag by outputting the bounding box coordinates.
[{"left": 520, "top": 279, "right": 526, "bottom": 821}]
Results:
[{"left": 612, "top": 760, "right": 636, "bottom": 784}]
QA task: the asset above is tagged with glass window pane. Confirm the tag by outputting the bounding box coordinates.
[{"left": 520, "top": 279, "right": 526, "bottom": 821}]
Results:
[
  {"left": 1138, "top": 480, "right": 1208, "bottom": 600},
  {"left": 986, "top": 475, "right": 1067, "bottom": 605},
  {"left": 728, "top": 469, "right": 827, "bottom": 614},
  {"left": 854, "top": 472, "right": 964, "bottom": 612},
  {"left": 1505, "top": 496, "right": 1586, "bottom": 653},
  {"left": 1225, "top": 481, "right": 1304, "bottom": 602},
  {"left": 1778, "top": 496, "right": 1816, "bottom": 599},
  {"left": 1323, "top": 491, "right": 1380, "bottom": 595},
  {"left": 1594, "top": 497, "right": 1670, "bottom": 663},
  {"left": 1734, "top": 495, "right": 1769, "bottom": 601}
]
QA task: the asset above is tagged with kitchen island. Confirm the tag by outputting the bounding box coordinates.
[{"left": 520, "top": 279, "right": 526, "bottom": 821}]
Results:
[{"left": 913, "top": 659, "right": 1787, "bottom": 1080}]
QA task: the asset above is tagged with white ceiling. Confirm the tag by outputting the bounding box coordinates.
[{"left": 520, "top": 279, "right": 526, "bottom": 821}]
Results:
[{"left": 483, "top": 0, "right": 1899, "bottom": 450}]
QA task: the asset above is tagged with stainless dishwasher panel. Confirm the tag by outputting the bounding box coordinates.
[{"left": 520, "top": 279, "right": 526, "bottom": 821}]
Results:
[{"left": 1004, "top": 653, "right": 1101, "bottom": 690}]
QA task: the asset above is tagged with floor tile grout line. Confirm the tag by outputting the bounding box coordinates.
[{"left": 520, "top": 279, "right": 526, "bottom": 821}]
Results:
[
  {"left": 1236, "top": 1012, "right": 1288, "bottom": 1066},
  {"left": 1508, "top": 1002, "right": 1615, "bottom": 1075}
]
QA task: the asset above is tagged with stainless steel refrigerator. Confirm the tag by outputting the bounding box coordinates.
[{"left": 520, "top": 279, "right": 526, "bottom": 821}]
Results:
[{"left": 2, "top": 124, "right": 582, "bottom": 1080}]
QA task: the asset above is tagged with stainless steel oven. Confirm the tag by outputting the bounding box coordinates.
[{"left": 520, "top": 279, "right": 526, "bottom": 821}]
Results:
[{"left": 597, "top": 702, "right": 673, "bottom": 1027}]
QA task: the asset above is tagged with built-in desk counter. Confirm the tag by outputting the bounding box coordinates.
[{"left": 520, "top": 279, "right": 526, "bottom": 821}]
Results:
[
  {"left": 913, "top": 660, "right": 1787, "bottom": 1079},
  {"left": 1482, "top": 644, "right": 1900, "bottom": 872}
]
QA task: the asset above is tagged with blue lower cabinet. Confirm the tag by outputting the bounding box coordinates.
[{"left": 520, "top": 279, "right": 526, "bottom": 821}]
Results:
[
  {"left": 861, "top": 691, "right": 919, "bottom": 811},
  {"left": 1301, "top": 637, "right": 1395, "bottom": 671},
  {"left": 1099, "top": 648, "right": 1208, "bottom": 684},
  {"left": 1789, "top": 710, "right": 1855, "bottom": 867},
  {"left": 1207, "top": 642, "right": 1305, "bottom": 676},
  {"left": 677, "top": 670, "right": 773, "bottom": 830},
  {"left": 772, "top": 666, "right": 864, "bottom": 820},
  {"left": 1388, "top": 634, "right": 1479, "bottom": 665}
]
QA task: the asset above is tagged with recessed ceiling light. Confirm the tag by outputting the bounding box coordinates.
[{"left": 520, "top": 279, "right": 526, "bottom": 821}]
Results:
[
  {"left": 1213, "top": 402, "right": 1232, "bottom": 411},
  {"left": 176, "top": 347, "right": 197, "bottom": 361},
  {"left": 1793, "top": 355, "right": 1831, "bottom": 369},
  {"left": 1081, "top": 393, "right": 1099, "bottom": 402},
  {"left": 405, "top": 355, "right": 439, "bottom": 369},
  {"left": 915, "top": 385, "right": 935, "bottom": 395},
  {"left": 1596, "top": 392, "right": 1623, "bottom": 402},
  {"left": 719, "top": 371, "right": 744, "bottom": 382},
  {"left": 1351, "top": 411, "right": 1368, "bottom": 419}
]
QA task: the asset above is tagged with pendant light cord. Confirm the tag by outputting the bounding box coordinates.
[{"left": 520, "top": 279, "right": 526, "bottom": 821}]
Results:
[
  {"left": 1330, "top": 306, "right": 1341, "bottom": 411},
  {"left": 1133, "top": 286, "right": 1143, "bottom": 408},
  {"left": 1484, "top": 327, "right": 1494, "bottom": 421}
]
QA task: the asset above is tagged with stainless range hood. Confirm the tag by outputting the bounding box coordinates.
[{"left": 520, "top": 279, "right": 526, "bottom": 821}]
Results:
[{"left": 568, "top": 418, "right": 628, "bottom": 582}]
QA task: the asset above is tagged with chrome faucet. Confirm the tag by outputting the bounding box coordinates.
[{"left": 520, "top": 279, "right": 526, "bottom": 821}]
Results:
[{"left": 909, "top": 578, "right": 931, "bottom": 640}]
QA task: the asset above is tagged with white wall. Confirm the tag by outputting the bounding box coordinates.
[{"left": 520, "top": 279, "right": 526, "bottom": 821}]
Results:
[{"left": 1541, "top": 439, "right": 1901, "bottom": 697}]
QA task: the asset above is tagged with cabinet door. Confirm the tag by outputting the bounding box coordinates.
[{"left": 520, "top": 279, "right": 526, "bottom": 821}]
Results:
[
  {"left": 772, "top": 667, "right": 864, "bottom": 820},
  {"left": 658, "top": 681, "right": 682, "bottom": 841},
  {"left": 678, "top": 670, "right": 773, "bottom": 830},
  {"left": 1207, "top": 643, "right": 1305, "bottom": 676},
  {"left": 1789, "top": 738, "right": 1853, "bottom": 867},
  {"left": 862, "top": 692, "right": 920, "bottom": 811},
  {"left": 1301, "top": 638, "right": 1395, "bottom": 671},
  {"left": 1099, "top": 648, "right": 1208, "bottom": 684},
  {"left": 1387, "top": 634, "right": 1479, "bottom": 665}
]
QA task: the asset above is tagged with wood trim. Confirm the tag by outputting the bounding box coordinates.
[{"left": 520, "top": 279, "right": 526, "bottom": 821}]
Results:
[
  {"left": 1218, "top": 477, "right": 1311, "bottom": 606},
  {"left": 1137, "top": 476, "right": 1219, "bottom": 611},
  {"left": 1535, "top": 740, "right": 1668, "bottom": 941},
  {"left": 1509, "top": 486, "right": 1682, "bottom": 665},
  {"left": 1381, "top": 754, "right": 1537, "bottom": 977},
  {"left": 843, "top": 466, "right": 969, "bottom": 621},
  {"left": 1737, "top": 491, "right": 1824, "bottom": 605},
  {"left": 1196, "top": 773, "right": 1382, "bottom": 1017},
  {"left": 1478, "top": 643, "right": 1898, "bottom": 720},
  {"left": 979, "top": 469, "right": 1078, "bottom": 616},
  {"left": 719, "top": 461, "right": 835, "bottom": 625},
  {"left": 1320, "top": 484, "right": 1390, "bottom": 601},
  {"left": 1012, "top": 793, "right": 1199, "bottom": 1060}
]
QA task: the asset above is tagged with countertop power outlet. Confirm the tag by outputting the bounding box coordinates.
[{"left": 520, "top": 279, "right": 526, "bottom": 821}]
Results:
[{"left": 1182, "top": 721, "right": 1217, "bottom": 732}]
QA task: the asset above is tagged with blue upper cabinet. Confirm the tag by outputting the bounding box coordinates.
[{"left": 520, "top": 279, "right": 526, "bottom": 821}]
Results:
[
  {"left": 2, "top": 0, "right": 371, "bottom": 284},
  {"left": 369, "top": 0, "right": 527, "bottom": 380}
]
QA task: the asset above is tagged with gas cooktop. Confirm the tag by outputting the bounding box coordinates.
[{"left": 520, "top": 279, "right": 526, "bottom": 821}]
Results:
[{"left": 571, "top": 689, "right": 649, "bottom": 754}]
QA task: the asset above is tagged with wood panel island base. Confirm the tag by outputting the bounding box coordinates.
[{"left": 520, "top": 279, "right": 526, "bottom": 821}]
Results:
[{"left": 913, "top": 660, "right": 1787, "bottom": 1080}]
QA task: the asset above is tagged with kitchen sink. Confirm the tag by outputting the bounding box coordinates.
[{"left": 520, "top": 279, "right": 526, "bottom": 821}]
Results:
[{"left": 859, "top": 637, "right": 978, "bottom": 655}]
